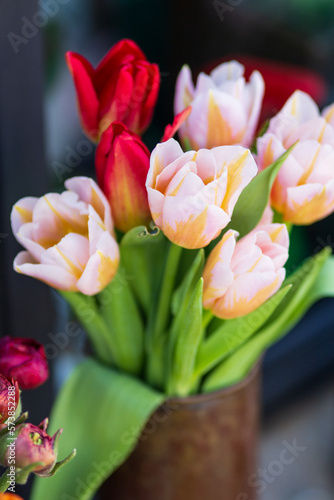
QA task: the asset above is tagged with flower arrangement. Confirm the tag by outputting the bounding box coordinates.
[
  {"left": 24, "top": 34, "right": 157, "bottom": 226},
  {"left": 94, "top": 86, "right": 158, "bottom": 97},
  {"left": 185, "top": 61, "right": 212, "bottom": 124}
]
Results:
[{"left": 2, "top": 39, "right": 334, "bottom": 499}]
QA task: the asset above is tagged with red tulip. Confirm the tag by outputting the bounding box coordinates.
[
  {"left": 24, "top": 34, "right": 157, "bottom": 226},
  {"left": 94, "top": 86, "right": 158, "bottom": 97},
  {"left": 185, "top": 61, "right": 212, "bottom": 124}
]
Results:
[
  {"left": 95, "top": 122, "right": 151, "bottom": 233},
  {"left": 66, "top": 39, "right": 160, "bottom": 141},
  {"left": 0, "top": 374, "right": 19, "bottom": 424},
  {"left": 0, "top": 337, "right": 48, "bottom": 390}
]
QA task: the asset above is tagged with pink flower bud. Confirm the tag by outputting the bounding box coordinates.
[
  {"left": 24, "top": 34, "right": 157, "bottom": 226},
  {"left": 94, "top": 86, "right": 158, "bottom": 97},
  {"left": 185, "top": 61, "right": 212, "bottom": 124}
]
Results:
[
  {"left": 0, "top": 374, "right": 19, "bottom": 424},
  {"left": 0, "top": 337, "right": 48, "bottom": 390}
]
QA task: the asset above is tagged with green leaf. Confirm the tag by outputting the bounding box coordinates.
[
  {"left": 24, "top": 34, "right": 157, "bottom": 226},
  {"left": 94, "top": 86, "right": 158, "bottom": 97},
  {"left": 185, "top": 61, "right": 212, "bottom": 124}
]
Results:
[
  {"left": 171, "top": 249, "right": 204, "bottom": 315},
  {"left": 98, "top": 265, "right": 144, "bottom": 376},
  {"left": 203, "top": 247, "right": 331, "bottom": 392},
  {"left": 31, "top": 358, "right": 164, "bottom": 500},
  {"left": 195, "top": 285, "right": 291, "bottom": 379},
  {"left": 59, "top": 291, "right": 114, "bottom": 365},
  {"left": 167, "top": 278, "right": 204, "bottom": 396},
  {"left": 120, "top": 226, "right": 169, "bottom": 314},
  {"left": 226, "top": 144, "right": 296, "bottom": 238}
]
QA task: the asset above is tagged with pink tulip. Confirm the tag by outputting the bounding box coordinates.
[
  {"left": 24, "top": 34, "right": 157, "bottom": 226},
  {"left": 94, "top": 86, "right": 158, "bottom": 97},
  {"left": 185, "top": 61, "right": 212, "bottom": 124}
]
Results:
[
  {"left": 203, "top": 224, "right": 289, "bottom": 319},
  {"left": 146, "top": 138, "right": 257, "bottom": 249},
  {"left": 257, "top": 90, "right": 334, "bottom": 224},
  {"left": 174, "top": 61, "right": 264, "bottom": 149},
  {"left": 11, "top": 177, "right": 119, "bottom": 295}
]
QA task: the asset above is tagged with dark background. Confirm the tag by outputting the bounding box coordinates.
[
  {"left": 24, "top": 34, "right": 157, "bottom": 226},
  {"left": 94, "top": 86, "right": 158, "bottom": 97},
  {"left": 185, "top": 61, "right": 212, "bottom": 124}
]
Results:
[{"left": 1, "top": 0, "right": 334, "bottom": 497}]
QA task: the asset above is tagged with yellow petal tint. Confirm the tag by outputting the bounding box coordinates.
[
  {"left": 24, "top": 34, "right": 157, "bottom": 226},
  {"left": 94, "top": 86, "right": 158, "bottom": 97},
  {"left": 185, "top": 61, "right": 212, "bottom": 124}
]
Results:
[
  {"left": 221, "top": 150, "right": 250, "bottom": 213},
  {"left": 297, "top": 145, "right": 321, "bottom": 186},
  {"left": 97, "top": 251, "right": 118, "bottom": 289},
  {"left": 217, "top": 274, "right": 281, "bottom": 319},
  {"left": 14, "top": 204, "right": 33, "bottom": 224},
  {"left": 163, "top": 207, "right": 210, "bottom": 249},
  {"left": 285, "top": 185, "right": 331, "bottom": 224},
  {"left": 206, "top": 92, "right": 233, "bottom": 147}
]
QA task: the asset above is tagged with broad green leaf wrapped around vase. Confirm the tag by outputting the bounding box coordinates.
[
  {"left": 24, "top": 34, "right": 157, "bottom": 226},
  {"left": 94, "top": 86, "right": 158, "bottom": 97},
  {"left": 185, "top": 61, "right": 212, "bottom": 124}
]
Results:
[{"left": 31, "top": 359, "right": 165, "bottom": 500}]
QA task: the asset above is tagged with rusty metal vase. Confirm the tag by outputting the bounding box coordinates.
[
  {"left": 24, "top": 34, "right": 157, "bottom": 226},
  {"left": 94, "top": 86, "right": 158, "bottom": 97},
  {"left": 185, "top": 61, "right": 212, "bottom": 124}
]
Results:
[{"left": 101, "top": 362, "right": 261, "bottom": 500}]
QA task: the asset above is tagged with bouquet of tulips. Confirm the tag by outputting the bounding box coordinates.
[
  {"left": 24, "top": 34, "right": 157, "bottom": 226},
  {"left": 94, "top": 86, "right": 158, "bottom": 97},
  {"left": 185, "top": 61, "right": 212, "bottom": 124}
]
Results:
[{"left": 6, "top": 39, "right": 334, "bottom": 499}]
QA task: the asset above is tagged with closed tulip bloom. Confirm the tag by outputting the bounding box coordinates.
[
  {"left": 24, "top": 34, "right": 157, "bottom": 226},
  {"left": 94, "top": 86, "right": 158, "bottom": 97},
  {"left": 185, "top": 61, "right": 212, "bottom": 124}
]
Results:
[
  {"left": 0, "top": 337, "right": 48, "bottom": 390},
  {"left": 11, "top": 177, "right": 119, "bottom": 295},
  {"left": 174, "top": 61, "right": 264, "bottom": 149},
  {"left": 95, "top": 122, "right": 151, "bottom": 232},
  {"left": 257, "top": 90, "right": 334, "bottom": 224},
  {"left": 146, "top": 139, "right": 257, "bottom": 249},
  {"left": 66, "top": 39, "right": 160, "bottom": 141},
  {"left": 203, "top": 224, "right": 289, "bottom": 319}
]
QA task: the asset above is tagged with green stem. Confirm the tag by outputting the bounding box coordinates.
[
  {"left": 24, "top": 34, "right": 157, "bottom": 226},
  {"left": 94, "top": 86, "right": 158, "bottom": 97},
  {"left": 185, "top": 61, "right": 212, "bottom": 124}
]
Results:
[
  {"left": 146, "top": 242, "right": 183, "bottom": 386},
  {"left": 152, "top": 242, "right": 183, "bottom": 339},
  {"left": 58, "top": 291, "right": 114, "bottom": 365},
  {"left": 202, "top": 309, "right": 213, "bottom": 330},
  {"left": 0, "top": 469, "right": 9, "bottom": 493}
]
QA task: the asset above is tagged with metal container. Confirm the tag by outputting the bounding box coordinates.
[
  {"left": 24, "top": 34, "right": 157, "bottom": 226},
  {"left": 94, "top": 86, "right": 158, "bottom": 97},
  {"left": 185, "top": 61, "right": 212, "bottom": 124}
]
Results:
[{"left": 101, "top": 362, "right": 261, "bottom": 500}]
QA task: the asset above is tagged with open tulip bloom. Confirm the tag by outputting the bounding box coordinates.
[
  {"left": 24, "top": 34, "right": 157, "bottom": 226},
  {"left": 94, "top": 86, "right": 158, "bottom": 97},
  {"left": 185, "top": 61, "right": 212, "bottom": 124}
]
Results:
[{"left": 7, "top": 39, "right": 334, "bottom": 500}]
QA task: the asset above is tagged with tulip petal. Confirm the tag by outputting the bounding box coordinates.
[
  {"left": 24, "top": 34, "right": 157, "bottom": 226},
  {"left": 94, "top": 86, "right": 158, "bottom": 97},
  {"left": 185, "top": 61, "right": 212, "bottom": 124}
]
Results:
[
  {"left": 65, "top": 177, "right": 113, "bottom": 233},
  {"left": 161, "top": 197, "right": 230, "bottom": 249},
  {"left": 210, "top": 61, "right": 244, "bottom": 84},
  {"left": 14, "top": 251, "right": 78, "bottom": 291},
  {"left": 174, "top": 64, "right": 195, "bottom": 116},
  {"left": 15, "top": 222, "right": 45, "bottom": 261},
  {"left": 187, "top": 90, "right": 246, "bottom": 149},
  {"left": 76, "top": 232, "right": 119, "bottom": 295},
  {"left": 11, "top": 197, "right": 37, "bottom": 233},
  {"left": 147, "top": 139, "right": 186, "bottom": 188},
  {"left": 94, "top": 39, "right": 145, "bottom": 93},
  {"left": 322, "top": 103, "right": 334, "bottom": 127},
  {"left": 202, "top": 230, "right": 237, "bottom": 308},
  {"left": 213, "top": 269, "right": 285, "bottom": 319},
  {"left": 211, "top": 147, "right": 258, "bottom": 215},
  {"left": 66, "top": 52, "right": 99, "bottom": 140},
  {"left": 285, "top": 180, "right": 334, "bottom": 224},
  {"left": 268, "top": 90, "right": 319, "bottom": 143},
  {"left": 242, "top": 70, "right": 265, "bottom": 147}
]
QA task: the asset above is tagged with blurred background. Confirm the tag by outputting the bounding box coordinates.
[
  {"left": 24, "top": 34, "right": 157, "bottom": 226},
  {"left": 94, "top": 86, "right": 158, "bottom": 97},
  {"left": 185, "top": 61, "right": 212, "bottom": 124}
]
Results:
[{"left": 1, "top": 0, "right": 334, "bottom": 498}]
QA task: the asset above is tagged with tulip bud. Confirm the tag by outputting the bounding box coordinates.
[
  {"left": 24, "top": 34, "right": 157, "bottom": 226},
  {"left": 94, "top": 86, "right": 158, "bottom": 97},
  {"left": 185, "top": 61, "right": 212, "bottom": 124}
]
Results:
[
  {"left": 0, "top": 419, "right": 75, "bottom": 482},
  {"left": 66, "top": 39, "right": 160, "bottom": 141},
  {"left": 0, "top": 337, "right": 48, "bottom": 390},
  {"left": 95, "top": 122, "right": 152, "bottom": 233},
  {"left": 0, "top": 375, "right": 19, "bottom": 425}
]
